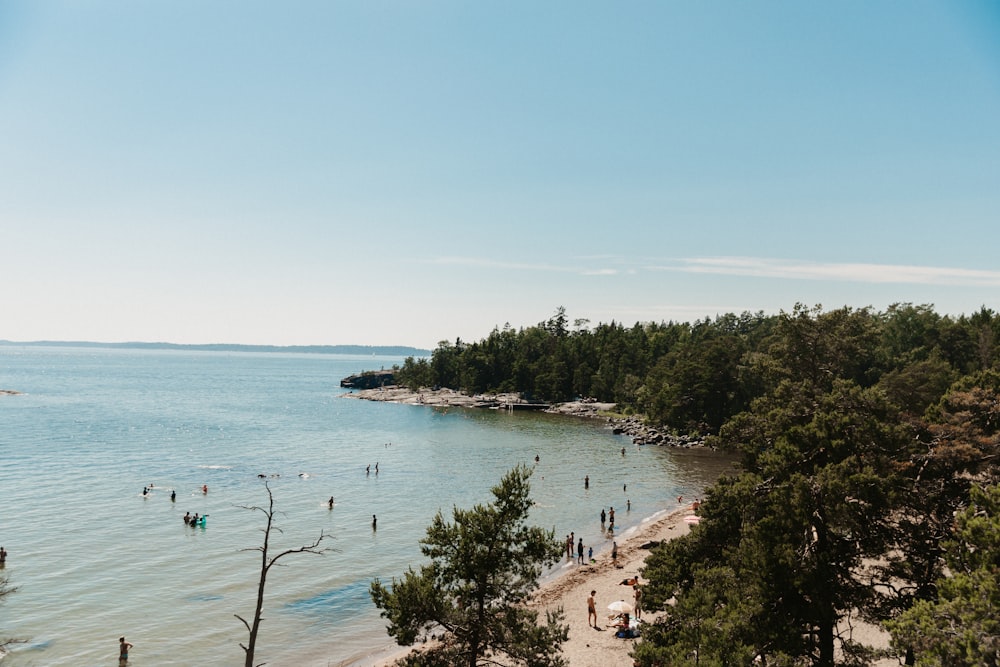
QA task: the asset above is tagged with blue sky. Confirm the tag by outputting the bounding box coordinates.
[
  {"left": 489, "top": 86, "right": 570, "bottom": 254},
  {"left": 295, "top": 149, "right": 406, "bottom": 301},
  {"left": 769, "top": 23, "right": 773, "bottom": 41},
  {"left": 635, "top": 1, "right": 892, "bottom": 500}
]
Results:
[{"left": 1, "top": 2, "right": 998, "bottom": 348}]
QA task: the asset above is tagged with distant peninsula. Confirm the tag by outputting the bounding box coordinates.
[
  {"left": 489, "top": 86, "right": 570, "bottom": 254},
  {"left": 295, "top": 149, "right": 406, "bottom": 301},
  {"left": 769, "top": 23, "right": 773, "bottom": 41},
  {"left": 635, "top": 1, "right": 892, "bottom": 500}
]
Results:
[{"left": 0, "top": 340, "right": 431, "bottom": 357}]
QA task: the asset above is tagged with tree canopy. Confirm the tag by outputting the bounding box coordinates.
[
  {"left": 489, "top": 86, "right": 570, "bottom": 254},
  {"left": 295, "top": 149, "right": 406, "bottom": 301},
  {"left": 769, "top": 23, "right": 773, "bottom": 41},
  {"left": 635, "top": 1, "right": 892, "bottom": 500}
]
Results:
[
  {"left": 886, "top": 483, "right": 1000, "bottom": 666},
  {"left": 370, "top": 464, "right": 567, "bottom": 667}
]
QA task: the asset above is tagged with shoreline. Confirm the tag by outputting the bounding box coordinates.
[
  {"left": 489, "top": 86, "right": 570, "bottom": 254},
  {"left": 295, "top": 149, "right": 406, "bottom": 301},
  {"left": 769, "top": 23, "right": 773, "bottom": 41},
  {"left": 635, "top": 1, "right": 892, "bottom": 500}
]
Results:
[
  {"left": 343, "top": 386, "right": 706, "bottom": 448},
  {"left": 352, "top": 503, "right": 700, "bottom": 667}
]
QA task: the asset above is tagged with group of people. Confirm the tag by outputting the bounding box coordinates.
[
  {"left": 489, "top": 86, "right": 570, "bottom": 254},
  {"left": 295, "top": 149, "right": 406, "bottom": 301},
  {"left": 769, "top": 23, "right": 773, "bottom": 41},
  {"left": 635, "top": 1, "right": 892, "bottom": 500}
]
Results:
[
  {"left": 561, "top": 499, "right": 636, "bottom": 568},
  {"left": 183, "top": 512, "right": 206, "bottom": 527},
  {"left": 585, "top": 581, "right": 643, "bottom": 636},
  {"left": 142, "top": 485, "right": 178, "bottom": 502},
  {"left": 565, "top": 532, "right": 593, "bottom": 564}
]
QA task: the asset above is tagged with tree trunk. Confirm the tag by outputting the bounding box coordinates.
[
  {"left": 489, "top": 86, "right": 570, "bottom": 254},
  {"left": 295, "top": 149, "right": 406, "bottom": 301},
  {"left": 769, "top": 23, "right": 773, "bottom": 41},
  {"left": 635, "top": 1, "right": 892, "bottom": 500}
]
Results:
[
  {"left": 817, "top": 618, "right": 834, "bottom": 667},
  {"left": 243, "top": 495, "right": 275, "bottom": 667}
]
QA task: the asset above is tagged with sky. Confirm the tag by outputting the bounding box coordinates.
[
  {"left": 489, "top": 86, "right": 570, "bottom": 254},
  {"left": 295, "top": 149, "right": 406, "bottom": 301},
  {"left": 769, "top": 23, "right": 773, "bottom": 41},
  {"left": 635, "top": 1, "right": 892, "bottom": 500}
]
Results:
[{"left": 1, "top": 1, "right": 998, "bottom": 349}]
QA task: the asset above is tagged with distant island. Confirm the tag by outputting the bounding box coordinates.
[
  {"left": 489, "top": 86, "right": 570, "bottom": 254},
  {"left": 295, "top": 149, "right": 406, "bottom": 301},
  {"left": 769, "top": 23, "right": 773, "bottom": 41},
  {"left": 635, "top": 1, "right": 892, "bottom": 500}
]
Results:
[{"left": 0, "top": 340, "right": 431, "bottom": 357}]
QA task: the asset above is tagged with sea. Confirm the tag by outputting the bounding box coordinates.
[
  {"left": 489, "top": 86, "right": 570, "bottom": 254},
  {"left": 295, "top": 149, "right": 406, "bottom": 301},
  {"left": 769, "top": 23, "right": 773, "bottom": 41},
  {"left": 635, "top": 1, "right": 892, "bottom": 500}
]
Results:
[{"left": 0, "top": 345, "right": 734, "bottom": 666}]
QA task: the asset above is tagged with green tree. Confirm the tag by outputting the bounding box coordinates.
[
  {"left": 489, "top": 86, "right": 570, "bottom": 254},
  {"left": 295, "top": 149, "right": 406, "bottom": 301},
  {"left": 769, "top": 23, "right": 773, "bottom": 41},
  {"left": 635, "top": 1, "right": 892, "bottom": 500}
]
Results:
[
  {"left": 638, "top": 334, "right": 746, "bottom": 434},
  {"left": 876, "top": 355, "right": 957, "bottom": 416},
  {"left": 370, "top": 465, "right": 568, "bottom": 667},
  {"left": 887, "top": 484, "right": 1000, "bottom": 666},
  {"left": 639, "top": 380, "right": 909, "bottom": 667}
]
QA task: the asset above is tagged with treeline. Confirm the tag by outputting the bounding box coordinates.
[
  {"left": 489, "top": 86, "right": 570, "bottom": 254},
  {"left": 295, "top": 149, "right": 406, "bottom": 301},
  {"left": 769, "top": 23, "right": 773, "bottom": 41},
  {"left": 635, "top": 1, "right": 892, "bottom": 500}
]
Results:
[{"left": 395, "top": 303, "right": 1000, "bottom": 434}]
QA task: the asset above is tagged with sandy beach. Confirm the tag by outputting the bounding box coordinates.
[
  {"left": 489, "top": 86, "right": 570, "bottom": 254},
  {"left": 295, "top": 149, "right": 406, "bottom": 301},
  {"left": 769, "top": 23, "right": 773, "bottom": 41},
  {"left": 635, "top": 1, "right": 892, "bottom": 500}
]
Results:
[
  {"left": 367, "top": 503, "right": 698, "bottom": 667},
  {"left": 525, "top": 506, "right": 695, "bottom": 667}
]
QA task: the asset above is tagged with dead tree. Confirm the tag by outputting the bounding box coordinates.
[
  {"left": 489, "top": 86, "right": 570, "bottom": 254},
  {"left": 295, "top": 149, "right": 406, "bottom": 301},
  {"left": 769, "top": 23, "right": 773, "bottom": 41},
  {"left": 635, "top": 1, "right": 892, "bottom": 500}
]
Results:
[
  {"left": 235, "top": 482, "right": 330, "bottom": 667},
  {"left": 1, "top": 572, "right": 25, "bottom": 654}
]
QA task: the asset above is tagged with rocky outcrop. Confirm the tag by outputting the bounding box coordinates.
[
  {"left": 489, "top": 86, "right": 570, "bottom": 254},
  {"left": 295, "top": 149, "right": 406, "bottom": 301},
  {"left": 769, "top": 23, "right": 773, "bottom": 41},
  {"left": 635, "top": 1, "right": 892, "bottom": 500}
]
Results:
[
  {"left": 609, "top": 416, "right": 706, "bottom": 447},
  {"left": 340, "top": 371, "right": 396, "bottom": 389},
  {"left": 342, "top": 386, "right": 705, "bottom": 447}
]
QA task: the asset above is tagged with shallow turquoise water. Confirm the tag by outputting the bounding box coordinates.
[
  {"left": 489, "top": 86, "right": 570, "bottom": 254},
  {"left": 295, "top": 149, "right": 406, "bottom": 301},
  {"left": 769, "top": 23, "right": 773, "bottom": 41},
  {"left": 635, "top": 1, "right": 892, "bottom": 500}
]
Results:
[{"left": 0, "top": 346, "right": 730, "bottom": 666}]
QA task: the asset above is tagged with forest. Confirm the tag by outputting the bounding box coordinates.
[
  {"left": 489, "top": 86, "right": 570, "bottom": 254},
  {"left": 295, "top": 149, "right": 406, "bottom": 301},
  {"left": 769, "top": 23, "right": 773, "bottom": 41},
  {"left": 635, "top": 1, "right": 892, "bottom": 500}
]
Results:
[{"left": 392, "top": 303, "right": 1000, "bottom": 666}]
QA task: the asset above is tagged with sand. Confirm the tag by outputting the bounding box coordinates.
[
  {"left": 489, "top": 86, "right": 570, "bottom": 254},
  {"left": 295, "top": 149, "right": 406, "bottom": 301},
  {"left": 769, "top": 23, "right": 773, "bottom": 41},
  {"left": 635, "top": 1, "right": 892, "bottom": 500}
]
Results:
[
  {"left": 526, "top": 507, "right": 695, "bottom": 667},
  {"left": 366, "top": 503, "right": 697, "bottom": 667}
]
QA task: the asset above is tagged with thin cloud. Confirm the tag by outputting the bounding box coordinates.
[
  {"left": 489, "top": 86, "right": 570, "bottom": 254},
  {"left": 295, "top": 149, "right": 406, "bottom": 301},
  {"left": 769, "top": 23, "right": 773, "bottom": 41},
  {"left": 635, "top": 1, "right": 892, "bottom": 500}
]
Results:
[
  {"left": 654, "top": 257, "right": 1000, "bottom": 287},
  {"left": 427, "top": 256, "right": 618, "bottom": 276}
]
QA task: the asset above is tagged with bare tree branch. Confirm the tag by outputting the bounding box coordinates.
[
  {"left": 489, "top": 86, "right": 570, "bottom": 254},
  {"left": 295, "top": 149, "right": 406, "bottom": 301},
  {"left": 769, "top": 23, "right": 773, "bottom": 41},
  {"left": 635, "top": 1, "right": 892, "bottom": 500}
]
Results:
[{"left": 237, "top": 481, "right": 336, "bottom": 667}]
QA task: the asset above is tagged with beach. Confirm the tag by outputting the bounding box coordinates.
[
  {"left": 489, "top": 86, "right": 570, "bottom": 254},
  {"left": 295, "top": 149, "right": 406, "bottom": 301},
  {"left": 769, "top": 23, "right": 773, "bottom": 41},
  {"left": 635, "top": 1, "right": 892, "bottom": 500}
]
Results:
[
  {"left": 367, "top": 503, "right": 698, "bottom": 667},
  {"left": 365, "top": 497, "right": 897, "bottom": 667}
]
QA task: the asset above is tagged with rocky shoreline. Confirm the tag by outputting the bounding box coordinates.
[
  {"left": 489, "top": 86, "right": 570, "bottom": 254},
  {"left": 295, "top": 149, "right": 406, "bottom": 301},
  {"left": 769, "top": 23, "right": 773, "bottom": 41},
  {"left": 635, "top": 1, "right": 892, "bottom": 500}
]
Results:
[{"left": 343, "top": 386, "right": 706, "bottom": 448}]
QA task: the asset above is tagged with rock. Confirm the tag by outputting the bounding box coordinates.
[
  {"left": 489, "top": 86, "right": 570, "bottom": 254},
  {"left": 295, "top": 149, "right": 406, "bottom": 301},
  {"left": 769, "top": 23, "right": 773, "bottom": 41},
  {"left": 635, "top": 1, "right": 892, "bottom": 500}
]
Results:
[{"left": 340, "top": 371, "right": 395, "bottom": 389}]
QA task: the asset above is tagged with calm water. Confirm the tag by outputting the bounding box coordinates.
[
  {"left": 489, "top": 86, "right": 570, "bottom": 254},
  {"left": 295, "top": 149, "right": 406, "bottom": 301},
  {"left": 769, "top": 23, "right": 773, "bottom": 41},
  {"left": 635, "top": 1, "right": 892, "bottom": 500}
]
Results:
[{"left": 0, "top": 346, "right": 733, "bottom": 666}]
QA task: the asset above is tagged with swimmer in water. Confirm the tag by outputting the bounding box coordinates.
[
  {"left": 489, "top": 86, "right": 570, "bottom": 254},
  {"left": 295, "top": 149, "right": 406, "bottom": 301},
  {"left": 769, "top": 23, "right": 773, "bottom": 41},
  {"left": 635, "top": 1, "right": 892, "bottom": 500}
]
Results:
[
  {"left": 119, "top": 636, "right": 133, "bottom": 663},
  {"left": 328, "top": 496, "right": 334, "bottom": 509}
]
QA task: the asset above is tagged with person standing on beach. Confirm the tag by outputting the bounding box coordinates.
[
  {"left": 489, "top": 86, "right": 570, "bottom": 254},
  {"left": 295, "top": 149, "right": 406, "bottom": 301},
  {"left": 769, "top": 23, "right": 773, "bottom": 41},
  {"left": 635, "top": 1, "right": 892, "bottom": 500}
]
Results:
[
  {"left": 611, "top": 541, "right": 618, "bottom": 565},
  {"left": 587, "top": 590, "right": 598, "bottom": 628},
  {"left": 119, "top": 636, "right": 133, "bottom": 663},
  {"left": 577, "top": 538, "right": 584, "bottom": 564},
  {"left": 633, "top": 584, "right": 643, "bottom": 620}
]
